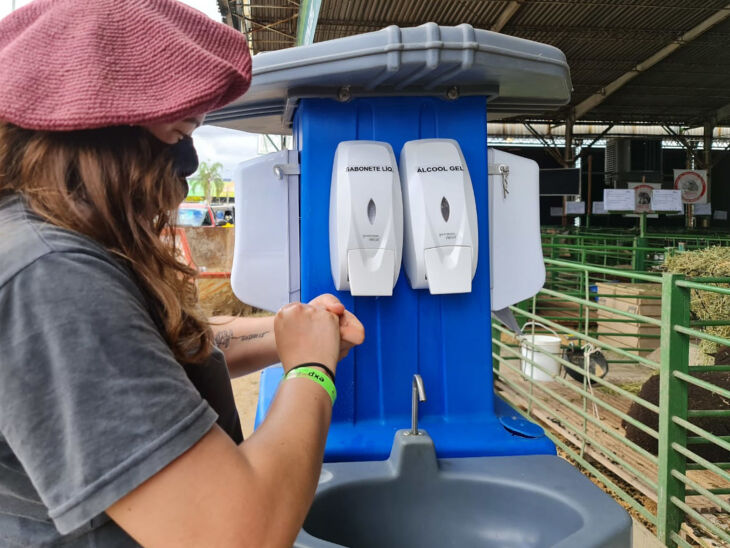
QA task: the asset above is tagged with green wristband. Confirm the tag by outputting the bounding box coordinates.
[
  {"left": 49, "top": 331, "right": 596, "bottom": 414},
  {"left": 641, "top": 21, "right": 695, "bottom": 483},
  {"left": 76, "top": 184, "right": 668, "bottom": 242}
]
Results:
[{"left": 285, "top": 366, "right": 337, "bottom": 405}]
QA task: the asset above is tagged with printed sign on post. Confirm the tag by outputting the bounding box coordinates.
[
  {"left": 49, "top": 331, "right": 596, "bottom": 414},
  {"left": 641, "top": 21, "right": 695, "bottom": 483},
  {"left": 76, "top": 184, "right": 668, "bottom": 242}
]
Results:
[
  {"left": 550, "top": 207, "right": 564, "bottom": 217},
  {"left": 674, "top": 170, "right": 708, "bottom": 204},
  {"left": 650, "top": 189, "right": 683, "bottom": 212},
  {"left": 592, "top": 201, "right": 607, "bottom": 215},
  {"left": 713, "top": 210, "right": 728, "bottom": 221},
  {"left": 604, "top": 189, "right": 636, "bottom": 211},
  {"left": 694, "top": 203, "right": 712, "bottom": 216},
  {"left": 566, "top": 201, "right": 585, "bottom": 215},
  {"left": 628, "top": 182, "right": 661, "bottom": 213}
]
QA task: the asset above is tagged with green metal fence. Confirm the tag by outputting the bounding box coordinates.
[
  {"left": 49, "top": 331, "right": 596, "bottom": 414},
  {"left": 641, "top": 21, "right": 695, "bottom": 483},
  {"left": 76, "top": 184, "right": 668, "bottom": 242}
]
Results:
[
  {"left": 543, "top": 227, "right": 730, "bottom": 273},
  {"left": 493, "top": 259, "right": 730, "bottom": 547},
  {"left": 542, "top": 231, "right": 669, "bottom": 272}
]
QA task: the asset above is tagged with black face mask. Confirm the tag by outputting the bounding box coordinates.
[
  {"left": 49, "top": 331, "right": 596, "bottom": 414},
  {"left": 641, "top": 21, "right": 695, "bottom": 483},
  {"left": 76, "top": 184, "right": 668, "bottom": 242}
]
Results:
[{"left": 169, "top": 135, "right": 199, "bottom": 179}]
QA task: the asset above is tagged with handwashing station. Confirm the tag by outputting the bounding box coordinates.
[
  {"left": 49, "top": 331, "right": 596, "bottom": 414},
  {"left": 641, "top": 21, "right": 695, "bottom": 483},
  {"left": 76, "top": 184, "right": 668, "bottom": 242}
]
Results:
[{"left": 210, "top": 23, "right": 632, "bottom": 548}]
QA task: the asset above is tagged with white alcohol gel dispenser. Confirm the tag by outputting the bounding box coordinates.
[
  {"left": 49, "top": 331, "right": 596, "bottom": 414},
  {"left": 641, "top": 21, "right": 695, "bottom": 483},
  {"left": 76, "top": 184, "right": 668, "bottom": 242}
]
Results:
[
  {"left": 399, "top": 139, "right": 478, "bottom": 294},
  {"left": 330, "top": 141, "right": 403, "bottom": 296}
]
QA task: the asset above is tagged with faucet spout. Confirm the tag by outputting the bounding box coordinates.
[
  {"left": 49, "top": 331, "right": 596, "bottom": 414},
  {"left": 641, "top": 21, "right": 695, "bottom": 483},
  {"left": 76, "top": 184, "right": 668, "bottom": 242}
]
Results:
[{"left": 410, "top": 374, "right": 427, "bottom": 435}]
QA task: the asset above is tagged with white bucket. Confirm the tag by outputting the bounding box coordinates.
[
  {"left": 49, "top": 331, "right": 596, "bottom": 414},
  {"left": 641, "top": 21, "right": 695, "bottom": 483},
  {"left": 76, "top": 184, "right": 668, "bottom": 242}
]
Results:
[{"left": 521, "top": 334, "right": 561, "bottom": 382}]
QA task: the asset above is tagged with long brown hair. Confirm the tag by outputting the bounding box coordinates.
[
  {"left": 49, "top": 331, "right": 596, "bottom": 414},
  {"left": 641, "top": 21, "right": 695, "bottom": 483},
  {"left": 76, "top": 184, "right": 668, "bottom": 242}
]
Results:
[{"left": 0, "top": 122, "right": 211, "bottom": 364}]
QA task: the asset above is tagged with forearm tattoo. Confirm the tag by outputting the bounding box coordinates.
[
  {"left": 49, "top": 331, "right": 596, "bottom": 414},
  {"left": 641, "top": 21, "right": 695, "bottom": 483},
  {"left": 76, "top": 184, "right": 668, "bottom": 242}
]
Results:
[{"left": 214, "top": 329, "right": 269, "bottom": 350}]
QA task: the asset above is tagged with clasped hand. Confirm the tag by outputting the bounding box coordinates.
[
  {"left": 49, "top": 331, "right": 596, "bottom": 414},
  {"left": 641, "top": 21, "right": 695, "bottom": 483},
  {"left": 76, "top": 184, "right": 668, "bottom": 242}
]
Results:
[{"left": 274, "top": 294, "right": 365, "bottom": 374}]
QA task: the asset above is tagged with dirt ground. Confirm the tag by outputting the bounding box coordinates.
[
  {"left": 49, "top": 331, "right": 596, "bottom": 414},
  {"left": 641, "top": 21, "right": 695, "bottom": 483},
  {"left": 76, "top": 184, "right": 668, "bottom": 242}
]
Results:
[
  {"left": 186, "top": 226, "right": 263, "bottom": 438},
  {"left": 232, "top": 373, "right": 261, "bottom": 438}
]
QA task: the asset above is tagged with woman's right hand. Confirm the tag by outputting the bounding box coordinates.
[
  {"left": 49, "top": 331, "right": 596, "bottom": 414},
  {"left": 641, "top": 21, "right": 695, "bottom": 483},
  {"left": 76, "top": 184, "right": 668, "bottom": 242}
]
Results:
[{"left": 274, "top": 302, "right": 341, "bottom": 374}]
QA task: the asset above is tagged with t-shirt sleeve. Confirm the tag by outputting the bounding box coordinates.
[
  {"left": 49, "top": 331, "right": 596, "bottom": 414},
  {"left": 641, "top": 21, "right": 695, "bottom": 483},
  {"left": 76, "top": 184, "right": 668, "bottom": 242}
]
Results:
[{"left": 0, "top": 249, "right": 218, "bottom": 535}]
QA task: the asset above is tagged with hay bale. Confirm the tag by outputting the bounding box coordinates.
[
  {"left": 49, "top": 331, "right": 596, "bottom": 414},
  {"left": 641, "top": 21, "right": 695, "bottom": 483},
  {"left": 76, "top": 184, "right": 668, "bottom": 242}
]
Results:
[
  {"left": 663, "top": 247, "right": 730, "bottom": 364},
  {"left": 197, "top": 278, "right": 257, "bottom": 317}
]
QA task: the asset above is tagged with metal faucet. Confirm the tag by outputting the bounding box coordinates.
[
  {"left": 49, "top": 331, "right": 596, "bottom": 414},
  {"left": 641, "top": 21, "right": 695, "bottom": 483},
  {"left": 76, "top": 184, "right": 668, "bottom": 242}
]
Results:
[{"left": 410, "top": 374, "right": 427, "bottom": 435}]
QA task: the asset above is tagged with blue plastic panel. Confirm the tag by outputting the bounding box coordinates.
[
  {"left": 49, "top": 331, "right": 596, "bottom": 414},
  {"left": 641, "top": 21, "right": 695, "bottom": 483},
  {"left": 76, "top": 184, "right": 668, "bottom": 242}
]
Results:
[{"left": 257, "top": 96, "right": 555, "bottom": 461}]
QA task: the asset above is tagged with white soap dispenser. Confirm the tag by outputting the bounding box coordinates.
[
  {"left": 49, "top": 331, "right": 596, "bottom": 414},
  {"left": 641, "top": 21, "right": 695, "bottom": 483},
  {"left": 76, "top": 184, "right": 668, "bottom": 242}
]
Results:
[
  {"left": 399, "top": 139, "right": 478, "bottom": 294},
  {"left": 329, "top": 141, "right": 403, "bottom": 296}
]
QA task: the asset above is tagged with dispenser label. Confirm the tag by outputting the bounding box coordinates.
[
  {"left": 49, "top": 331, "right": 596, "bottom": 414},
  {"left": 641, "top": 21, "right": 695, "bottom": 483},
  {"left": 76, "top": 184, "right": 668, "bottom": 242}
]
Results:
[
  {"left": 416, "top": 165, "right": 464, "bottom": 173},
  {"left": 345, "top": 165, "right": 393, "bottom": 173},
  {"left": 361, "top": 233, "right": 381, "bottom": 243},
  {"left": 439, "top": 232, "right": 457, "bottom": 241}
]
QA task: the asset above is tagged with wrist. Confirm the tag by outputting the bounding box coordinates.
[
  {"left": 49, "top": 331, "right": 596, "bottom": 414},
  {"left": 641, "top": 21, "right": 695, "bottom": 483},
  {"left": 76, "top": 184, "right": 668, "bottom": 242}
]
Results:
[
  {"left": 288, "top": 362, "right": 336, "bottom": 382},
  {"left": 285, "top": 366, "right": 337, "bottom": 405},
  {"left": 282, "top": 357, "right": 336, "bottom": 376}
]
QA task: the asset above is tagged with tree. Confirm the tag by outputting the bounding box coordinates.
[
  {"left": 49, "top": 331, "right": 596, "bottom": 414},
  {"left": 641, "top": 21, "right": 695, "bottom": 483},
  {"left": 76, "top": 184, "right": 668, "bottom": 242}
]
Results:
[{"left": 188, "top": 161, "right": 224, "bottom": 203}]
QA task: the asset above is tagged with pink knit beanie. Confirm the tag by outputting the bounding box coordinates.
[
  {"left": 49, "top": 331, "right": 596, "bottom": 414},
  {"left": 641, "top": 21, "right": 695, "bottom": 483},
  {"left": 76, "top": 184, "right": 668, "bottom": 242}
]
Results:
[{"left": 0, "top": 0, "right": 252, "bottom": 131}]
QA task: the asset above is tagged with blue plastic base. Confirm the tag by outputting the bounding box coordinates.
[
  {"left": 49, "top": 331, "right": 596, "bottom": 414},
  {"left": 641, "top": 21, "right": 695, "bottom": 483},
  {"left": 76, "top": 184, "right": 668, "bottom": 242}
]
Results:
[
  {"left": 253, "top": 95, "right": 556, "bottom": 462},
  {"left": 255, "top": 366, "right": 555, "bottom": 461}
]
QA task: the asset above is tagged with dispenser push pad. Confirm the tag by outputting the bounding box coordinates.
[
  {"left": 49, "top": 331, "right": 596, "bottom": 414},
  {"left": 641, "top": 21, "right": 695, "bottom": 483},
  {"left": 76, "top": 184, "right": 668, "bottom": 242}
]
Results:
[
  {"left": 330, "top": 141, "right": 403, "bottom": 296},
  {"left": 399, "top": 139, "right": 478, "bottom": 294}
]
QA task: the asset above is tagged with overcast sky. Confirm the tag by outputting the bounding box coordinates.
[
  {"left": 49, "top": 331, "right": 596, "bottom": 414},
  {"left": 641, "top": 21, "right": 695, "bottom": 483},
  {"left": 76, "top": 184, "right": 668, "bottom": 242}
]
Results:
[{"left": 0, "top": 0, "right": 263, "bottom": 179}]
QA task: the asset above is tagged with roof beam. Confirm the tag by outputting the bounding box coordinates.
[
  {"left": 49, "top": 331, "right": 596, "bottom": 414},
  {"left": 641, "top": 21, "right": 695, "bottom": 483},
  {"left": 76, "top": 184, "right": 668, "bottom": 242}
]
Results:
[
  {"left": 574, "top": 3, "right": 730, "bottom": 120},
  {"left": 296, "top": 0, "right": 321, "bottom": 46},
  {"left": 712, "top": 101, "right": 730, "bottom": 124},
  {"left": 249, "top": 13, "right": 298, "bottom": 36},
  {"left": 491, "top": 1, "right": 523, "bottom": 33}
]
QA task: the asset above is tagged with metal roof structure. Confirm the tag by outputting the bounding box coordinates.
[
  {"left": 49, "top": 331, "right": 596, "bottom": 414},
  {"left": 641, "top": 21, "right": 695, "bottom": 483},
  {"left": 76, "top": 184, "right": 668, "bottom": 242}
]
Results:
[{"left": 218, "top": 0, "right": 730, "bottom": 128}]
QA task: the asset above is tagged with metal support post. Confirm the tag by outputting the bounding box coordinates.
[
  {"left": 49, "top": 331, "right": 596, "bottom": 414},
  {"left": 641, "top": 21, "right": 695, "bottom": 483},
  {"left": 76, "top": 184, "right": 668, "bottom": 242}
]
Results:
[
  {"left": 657, "top": 274, "right": 690, "bottom": 546},
  {"left": 562, "top": 115, "right": 574, "bottom": 228},
  {"left": 704, "top": 120, "right": 714, "bottom": 202},
  {"left": 586, "top": 155, "right": 593, "bottom": 229},
  {"left": 633, "top": 236, "right": 647, "bottom": 272}
]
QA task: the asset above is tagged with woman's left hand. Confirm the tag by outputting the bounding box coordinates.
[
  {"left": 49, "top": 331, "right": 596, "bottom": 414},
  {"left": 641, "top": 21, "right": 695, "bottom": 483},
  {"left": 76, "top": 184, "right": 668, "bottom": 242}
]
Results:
[{"left": 308, "top": 294, "right": 365, "bottom": 360}]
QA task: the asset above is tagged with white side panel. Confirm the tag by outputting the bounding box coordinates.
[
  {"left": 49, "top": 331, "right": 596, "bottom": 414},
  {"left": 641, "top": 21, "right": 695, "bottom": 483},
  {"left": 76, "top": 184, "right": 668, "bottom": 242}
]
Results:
[
  {"left": 488, "top": 148, "right": 545, "bottom": 311},
  {"left": 232, "top": 150, "right": 299, "bottom": 312}
]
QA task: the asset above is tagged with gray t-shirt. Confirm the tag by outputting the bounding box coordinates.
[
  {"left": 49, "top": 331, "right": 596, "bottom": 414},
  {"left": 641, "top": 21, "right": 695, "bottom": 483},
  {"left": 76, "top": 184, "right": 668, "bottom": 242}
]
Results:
[{"left": 0, "top": 195, "right": 231, "bottom": 546}]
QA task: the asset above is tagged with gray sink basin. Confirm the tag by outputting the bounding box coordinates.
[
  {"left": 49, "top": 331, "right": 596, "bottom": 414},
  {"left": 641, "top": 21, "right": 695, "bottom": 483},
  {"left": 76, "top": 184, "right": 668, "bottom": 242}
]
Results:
[{"left": 296, "top": 431, "right": 631, "bottom": 548}]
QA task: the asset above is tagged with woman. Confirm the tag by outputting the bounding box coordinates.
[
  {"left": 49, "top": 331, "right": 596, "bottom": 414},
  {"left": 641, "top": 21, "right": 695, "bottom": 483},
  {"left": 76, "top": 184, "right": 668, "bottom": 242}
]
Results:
[{"left": 0, "top": 1, "right": 364, "bottom": 546}]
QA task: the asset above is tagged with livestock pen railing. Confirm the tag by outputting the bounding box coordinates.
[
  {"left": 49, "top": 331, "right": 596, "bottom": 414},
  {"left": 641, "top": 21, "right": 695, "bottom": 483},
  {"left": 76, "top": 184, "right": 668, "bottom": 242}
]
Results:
[
  {"left": 542, "top": 228, "right": 730, "bottom": 272},
  {"left": 492, "top": 259, "right": 730, "bottom": 547},
  {"left": 542, "top": 231, "right": 668, "bottom": 271}
]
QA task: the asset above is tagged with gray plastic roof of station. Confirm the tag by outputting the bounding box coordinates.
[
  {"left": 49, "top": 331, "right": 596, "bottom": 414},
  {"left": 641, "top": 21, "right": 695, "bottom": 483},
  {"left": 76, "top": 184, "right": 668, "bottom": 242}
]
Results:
[
  {"left": 206, "top": 23, "right": 573, "bottom": 134},
  {"left": 217, "top": 0, "right": 730, "bottom": 128}
]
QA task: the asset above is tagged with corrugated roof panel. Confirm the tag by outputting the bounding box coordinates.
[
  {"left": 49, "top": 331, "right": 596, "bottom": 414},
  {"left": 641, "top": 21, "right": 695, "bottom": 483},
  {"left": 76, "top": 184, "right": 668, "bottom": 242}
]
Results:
[{"left": 239, "top": 0, "right": 730, "bottom": 124}]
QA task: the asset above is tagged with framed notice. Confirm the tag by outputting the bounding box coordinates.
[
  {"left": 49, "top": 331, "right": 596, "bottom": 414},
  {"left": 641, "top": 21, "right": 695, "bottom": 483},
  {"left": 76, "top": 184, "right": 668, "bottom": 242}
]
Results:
[
  {"left": 628, "top": 182, "right": 661, "bottom": 213},
  {"left": 604, "top": 189, "right": 636, "bottom": 211},
  {"left": 566, "top": 201, "right": 585, "bottom": 215},
  {"left": 674, "top": 170, "right": 708, "bottom": 204},
  {"left": 650, "top": 189, "right": 683, "bottom": 212}
]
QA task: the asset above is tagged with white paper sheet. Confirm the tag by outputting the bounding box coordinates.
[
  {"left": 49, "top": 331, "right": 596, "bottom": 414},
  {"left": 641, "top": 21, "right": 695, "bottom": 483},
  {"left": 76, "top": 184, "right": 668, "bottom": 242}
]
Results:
[
  {"left": 651, "top": 189, "right": 684, "bottom": 212},
  {"left": 592, "top": 201, "right": 607, "bottom": 215},
  {"left": 566, "top": 201, "right": 585, "bottom": 214},
  {"left": 694, "top": 203, "right": 712, "bottom": 216},
  {"left": 604, "top": 189, "right": 635, "bottom": 211}
]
